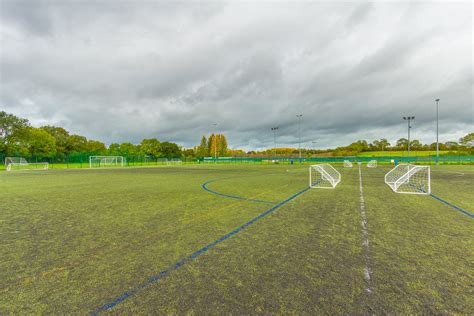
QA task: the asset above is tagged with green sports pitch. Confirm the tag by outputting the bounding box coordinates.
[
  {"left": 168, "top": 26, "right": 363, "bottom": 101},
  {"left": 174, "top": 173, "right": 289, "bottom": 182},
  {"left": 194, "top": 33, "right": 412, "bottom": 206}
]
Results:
[{"left": 1, "top": 164, "right": 473, "bottom": 314}]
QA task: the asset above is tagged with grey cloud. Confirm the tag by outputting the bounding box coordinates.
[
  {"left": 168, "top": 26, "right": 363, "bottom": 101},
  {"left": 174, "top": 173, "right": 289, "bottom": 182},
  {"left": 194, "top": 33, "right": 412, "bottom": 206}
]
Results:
[
  {"left": 345, "top": 2, "right": 373, "bottom": 29},
  {"left": 0, "top": 1, "right": 472, "bottom": 151},
  {"left": 0, "top": 0, "right": 53, "bottom": 35}
]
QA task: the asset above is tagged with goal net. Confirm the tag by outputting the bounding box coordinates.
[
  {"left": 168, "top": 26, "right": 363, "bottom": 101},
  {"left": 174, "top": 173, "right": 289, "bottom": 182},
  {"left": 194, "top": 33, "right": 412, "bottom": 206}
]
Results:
[
  {"left": 5, "top": 157, "right": 49, "bottom": 172},
  {"left": 384, "top": 164, "right": 430, "bottom": 194},
  {"left": 367, "top": 160, "right": 377, "bottom": 168},
  {"left": 343, "top": 160, "right": 353, "bottom": 168},
  {"left": 89, "top": 156, "right": 125, "bottom": 168},
  {"left": 309, "top": 164, "right": 341, "bottom": 189},
  {"left": 166, "top": 158, "right": 182, "bottom": 165}
]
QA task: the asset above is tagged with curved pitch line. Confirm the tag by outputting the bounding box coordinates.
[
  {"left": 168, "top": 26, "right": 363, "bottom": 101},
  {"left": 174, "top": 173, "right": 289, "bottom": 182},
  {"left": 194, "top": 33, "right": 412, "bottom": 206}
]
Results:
[
  {"left": 201, "top": 178, "right": 277, "bottom": 205},
  {"left": 92, "top": 186, "right": 310, "bottom": 314}
]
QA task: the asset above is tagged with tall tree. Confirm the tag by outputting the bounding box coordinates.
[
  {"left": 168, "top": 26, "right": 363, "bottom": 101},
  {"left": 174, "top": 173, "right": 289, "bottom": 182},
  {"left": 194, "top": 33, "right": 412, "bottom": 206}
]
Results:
[
  {"left": 140, "top": 138, "right": 161, "bottom": 157},
  {"left": 372, "top": 138, "right": 390, "bottom": 151},
  {"left": 217, "top": 134, "right": 228, "bottom": 156},
  {"left": 208, "top": 134, "right": 217, "bottom": 157},
  {"left": 444, "top": 141, "right": 459, "bottom": 150},
  {"left": 67, "top": 135, "right": 88, "bottom": 152},
  {"left": 182, "top": 148, "right": 195, "bottom": 158},
  {"left": 159, "top": 141, "right": 181, "bottom": 158},
  {"left": 27, "top": 128, "right": 57, "bottom": 158},
  {"left": 396, "top": 138, "right": 409, "bottom": 150},
  {"left": 0, "top": 111, "right": 30, "bottom": 155},
  {"left": 347, "top": 140, "right": 369, "bottom": 152},
  {"left": 108, "top": 143, "right": 121, "bottom": 155},
  {"left": 119, "top": 143, "right": 138, "bottom": 157},
  {"left": 85, "top": 140, "right": 106, "bottom": 154},
  {"left": 459, "top": 132, "right": 474, "bottom": 147},
  {"left": 409, "top": 139, "right": 422, "bottom": 150},
  {"left": 196, "top": 136, "right": 208, "bottom": 157},
  {"left": 41, "top": 126, "right": 70, "bottom": 157}
]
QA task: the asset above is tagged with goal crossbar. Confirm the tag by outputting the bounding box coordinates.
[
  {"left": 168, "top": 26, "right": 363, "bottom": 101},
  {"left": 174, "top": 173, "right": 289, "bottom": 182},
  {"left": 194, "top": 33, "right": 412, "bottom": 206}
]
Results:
[{"left": 309, "top": 164, "right": 341, "bottom": 189}]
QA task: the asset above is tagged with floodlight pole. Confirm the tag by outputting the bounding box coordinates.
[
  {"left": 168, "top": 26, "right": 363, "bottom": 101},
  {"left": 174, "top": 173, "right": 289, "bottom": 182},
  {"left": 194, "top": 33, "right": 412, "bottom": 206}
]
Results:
[
  {"left": 403, "top": 116, "right": 415, "bottom": 158},
  {"left": 435, "top": 98, "right": 440, "bottom": 165},
  {"left": 297, "top": 114, "right": 303, "bottom": 162},
  {"left": 212, "top": 123, "right": 218, "bottom": 163},
  {"left": 271, "top": 127, "right": 279, "bottom": 157}
]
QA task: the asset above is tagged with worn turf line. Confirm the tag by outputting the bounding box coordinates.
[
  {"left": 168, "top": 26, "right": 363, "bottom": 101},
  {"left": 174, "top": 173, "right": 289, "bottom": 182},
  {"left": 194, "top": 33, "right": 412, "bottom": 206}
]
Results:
[
  {"left": 357, "top": 165, "right": 373, "bottom": 295},
  {"left": 92, "top": 186, "right": 310, "bottom": 314}
]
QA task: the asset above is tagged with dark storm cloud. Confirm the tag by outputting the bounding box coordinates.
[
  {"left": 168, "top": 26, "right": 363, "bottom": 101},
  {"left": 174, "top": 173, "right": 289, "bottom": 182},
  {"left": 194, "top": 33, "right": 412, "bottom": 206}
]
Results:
[{"left": 0, "top": 1, "right": 472, "bottom": 150}]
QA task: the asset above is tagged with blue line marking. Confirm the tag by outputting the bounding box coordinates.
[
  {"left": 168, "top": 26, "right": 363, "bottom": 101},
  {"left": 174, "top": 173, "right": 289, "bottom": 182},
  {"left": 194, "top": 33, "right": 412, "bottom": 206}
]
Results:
[
  {"left": 403, "top": 183, "right": 472, "bottom": 219},
  {"left": 92, "top": 186, "right": 310, "bottom": 314},
  {"left": 202, "top": 178, "right": 277, "bottom": 204},
  {"left": 430, "top": 194, "right": 474, "bottom": 219}
]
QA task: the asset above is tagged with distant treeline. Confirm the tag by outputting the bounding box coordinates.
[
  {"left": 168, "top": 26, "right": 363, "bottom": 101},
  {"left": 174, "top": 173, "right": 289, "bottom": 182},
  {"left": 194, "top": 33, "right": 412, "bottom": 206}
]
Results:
[
  {"left": 0, "top": 111, "right": 181, "bottom": 159},
  {"left": 248, "top": 136, "right": 473, "bottom": 157},
  {"left": 1, "top": 111, "right": 472, "bottom": 160}
]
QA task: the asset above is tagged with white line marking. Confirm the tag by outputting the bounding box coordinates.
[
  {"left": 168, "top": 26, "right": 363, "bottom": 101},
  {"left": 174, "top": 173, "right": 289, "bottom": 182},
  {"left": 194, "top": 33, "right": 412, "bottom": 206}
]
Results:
[{"left": 358, "top": 164, "right": 373, "bottom": 295}]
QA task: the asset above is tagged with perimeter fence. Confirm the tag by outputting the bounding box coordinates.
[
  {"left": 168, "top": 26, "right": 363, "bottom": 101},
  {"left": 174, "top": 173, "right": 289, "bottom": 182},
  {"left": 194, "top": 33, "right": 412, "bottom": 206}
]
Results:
[{"left": 1, "top": 153, "right": 472, "bottom": 170}]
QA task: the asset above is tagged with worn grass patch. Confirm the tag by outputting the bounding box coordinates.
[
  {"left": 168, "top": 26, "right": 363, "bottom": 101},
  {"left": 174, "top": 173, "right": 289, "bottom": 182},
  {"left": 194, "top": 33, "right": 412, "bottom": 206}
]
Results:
[{"left": 1, "top": 164, "right": 472, "bottom": 314}]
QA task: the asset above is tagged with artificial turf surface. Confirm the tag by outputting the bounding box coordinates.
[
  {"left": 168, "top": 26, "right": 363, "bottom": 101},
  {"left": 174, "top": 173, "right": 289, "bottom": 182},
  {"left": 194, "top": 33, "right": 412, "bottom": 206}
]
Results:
[{"left": 0, "top": 164, "right": 472, "bottom": 314}]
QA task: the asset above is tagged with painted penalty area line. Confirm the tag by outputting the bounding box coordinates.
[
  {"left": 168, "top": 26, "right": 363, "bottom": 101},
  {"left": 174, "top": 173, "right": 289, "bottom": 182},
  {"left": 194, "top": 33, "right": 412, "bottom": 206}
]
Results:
[
  {"left": 92, "top": 186, "right": 310, "bottom": 314},
  {"left": 430, "top": 194, "right": 474, "bottom": 219}
]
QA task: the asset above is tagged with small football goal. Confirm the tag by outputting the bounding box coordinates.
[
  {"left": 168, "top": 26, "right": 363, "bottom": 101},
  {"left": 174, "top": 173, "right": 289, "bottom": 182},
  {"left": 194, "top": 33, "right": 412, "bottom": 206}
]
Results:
[
  {"left": 343, "top": 160, "right": 353, "bottom": 168},
  {"left": 384, "top": 164, "right": 430, "bottom": 194},
  {"left": 5, "top": 157, "right": 49, "bottom": 172},
  {"left": 309, "top": 164, "right": 341, "bottom": 189},
  {"left": 89, "top": 156, "right": 125, "bottom": 168},
  {"left": 167, "top": 158, "right": 182, "bottom": 165},
  {"left": 367, "top": 160, "right": 377, "bottom": 168}
]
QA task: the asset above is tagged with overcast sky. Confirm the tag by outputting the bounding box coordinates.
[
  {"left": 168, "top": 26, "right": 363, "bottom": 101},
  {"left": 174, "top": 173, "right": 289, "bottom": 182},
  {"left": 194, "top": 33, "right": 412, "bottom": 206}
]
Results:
[{"left": 0, "top": 0, "right": 472, "bottom": 150}]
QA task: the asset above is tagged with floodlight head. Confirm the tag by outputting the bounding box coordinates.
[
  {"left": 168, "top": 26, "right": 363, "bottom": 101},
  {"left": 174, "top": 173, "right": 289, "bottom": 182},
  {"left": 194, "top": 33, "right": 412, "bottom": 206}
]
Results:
[
  {"left": 412, "top": 116, "right": 415, "bottom": 119},
  {"left": 403, "top": 117, "right": 407, "bottom": 120},
  {"left": 435, "top": 98, "right": 440, "bottom": 102}
]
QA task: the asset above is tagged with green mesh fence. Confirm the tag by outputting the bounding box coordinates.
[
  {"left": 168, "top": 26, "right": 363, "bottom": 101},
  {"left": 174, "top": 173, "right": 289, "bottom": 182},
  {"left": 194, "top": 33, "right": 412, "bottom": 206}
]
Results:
[
  {"left": 199, "top": 155, "right": 474, "bottom": 165},
  {"left": 1, "top": 153, "right": 473, "bottom": 170}
]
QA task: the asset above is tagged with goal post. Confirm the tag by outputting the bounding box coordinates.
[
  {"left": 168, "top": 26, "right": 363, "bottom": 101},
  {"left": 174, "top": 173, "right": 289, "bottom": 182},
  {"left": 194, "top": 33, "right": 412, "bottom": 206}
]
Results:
[
  {"left": 343, "top": 160, "right": 353, "bottom": 168},
  {"left": 5, "top": 157, "right": 49, "bottom": 172},
  {"left": 309, "top": 164, "right": 341, "bottom": 189},
  {"left": 367, "top": 160, "right": 377, "bottom": 168},
  {"left": 384, "top": 164, "right": 430, "bottom": 194},
  {"left": 89, "top": 156, "right": 125, "bottom": 168}
]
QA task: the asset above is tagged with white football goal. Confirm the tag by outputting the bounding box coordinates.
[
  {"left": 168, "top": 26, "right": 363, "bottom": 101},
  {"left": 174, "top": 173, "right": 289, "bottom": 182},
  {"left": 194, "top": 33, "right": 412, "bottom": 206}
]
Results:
[
  {"left": 367, "top": 160, "right": 377, "bottom": 168},
  {"left": 167, "top": 158, "right": 182, "bottom": 165},
  {"left": 384, "top": 164, "right": 430, "bottom": 195},
  {"left": 5, "top": 157, "right": 49, "bottom": 172},
  {"left": 343, "top": 160, "right": 353, "bottom": 168},
  {"left": 89, "top": 156, "right": 125, "bottom": 168},
  {"left": 309, "top": 164, "right": 341, "bottom": 189}
]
